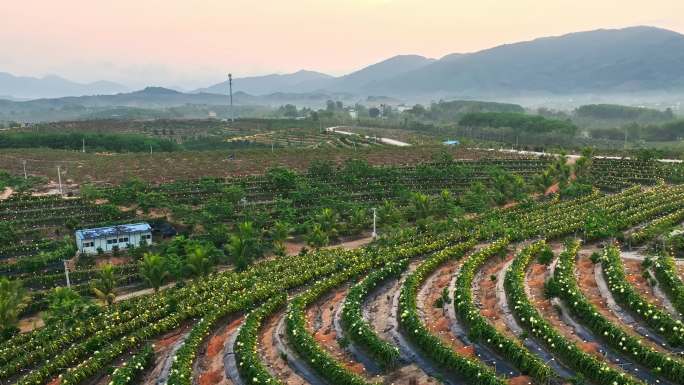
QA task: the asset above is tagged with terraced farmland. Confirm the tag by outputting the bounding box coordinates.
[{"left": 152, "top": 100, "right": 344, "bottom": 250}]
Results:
[{"left": 5, "top": 154, "right": 684, "bottom": 385}]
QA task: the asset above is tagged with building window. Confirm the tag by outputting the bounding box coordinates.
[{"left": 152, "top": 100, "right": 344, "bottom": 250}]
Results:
[
  {"left": 119, "top": 237, "right": 129, "bottom": 243},
  {"left": 107, "top": 239, "right": 117, "bottom": 245},
  {"left": 145, "top": 234, "right": 152, "bottom": 239},
  {"left": 83, "top": 241, "right": 94, "bottom": 248}
]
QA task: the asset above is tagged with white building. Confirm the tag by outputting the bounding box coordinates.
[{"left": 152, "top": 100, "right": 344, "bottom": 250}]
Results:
[{"left": 75, "top": 223, "right": 152, "bottom": 254}]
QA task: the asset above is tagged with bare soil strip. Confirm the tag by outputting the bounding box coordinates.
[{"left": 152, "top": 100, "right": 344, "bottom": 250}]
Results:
[
  {"left": 305, "top": 284, "right": 380, "bottom": 381},
  {"left": 528, "top": 245, "right": 668, "bottom": 383},
  {"left": 258, "top": 307, "right": 311, "bottom": 385},
  {"left": 193, "top": 316, "right": 243, "bottom": 385},
  {"left": 416, "top": 254, "right": 527, "bottom": 383},
  {"left": 140, "top": 324, "right": 193, "bottom": 385},
  {"left": 484, "top": 248, "right": 574, "bottom": 378},
  {"left": 573, "top": 248, "right": 672, "bottom": 352},
  {"left": 364, "top": 261, "right": 445, "bottom": 384},
  {"left": 273, "top": 312, "right": 328, "bottom": 385},
  {"left": 620, "top": 257, "right": 681, "bottom": 319},
  {"left": 591, "top": 258, "right": 677, "bottom": 350}
]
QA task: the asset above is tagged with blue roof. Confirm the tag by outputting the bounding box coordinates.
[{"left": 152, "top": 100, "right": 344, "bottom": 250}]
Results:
[
  {"left": 443, "top": 140, "right": 460, "bottom": 145},
  {"left": 75, "top": 222, "right": 151, "bottom": 240}
]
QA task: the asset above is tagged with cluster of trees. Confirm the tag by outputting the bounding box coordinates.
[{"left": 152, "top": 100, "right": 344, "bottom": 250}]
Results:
[
  {"left": 589, "top": 120, "right": 684, "bottom": 142},
  {"left": 0, "top": 170, "right": 42, "bottom": 193},
  {"left": 0, "top": 132, "right": 180, "bottom": 152},
  {"left": 576, "top": 104, "right": 675, "bottom": 122},
  {"left": 459, "top": 112, "right": 578, "bottom": 136},
  {"left": 406, "top": 100, "right": 525, "bottom": 121}
]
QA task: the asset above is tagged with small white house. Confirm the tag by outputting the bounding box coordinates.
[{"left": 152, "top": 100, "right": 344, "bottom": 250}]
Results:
[{"left": 75, "top": 223, "right": 152, "bottom": 254}]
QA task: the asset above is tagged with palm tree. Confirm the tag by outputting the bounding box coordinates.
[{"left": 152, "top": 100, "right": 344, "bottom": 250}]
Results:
[
  {"left": 378, "top": 200, "right": 402, "bottom": 227},
  {"left": 0, "top": 277, "right": 27, "bottom": 335},
  {"left": 348, "top": 207, "right": 368, "bottom": 235},
  {"left": 306, "top": 223, "right": 329, "bottom": 249},
  {"left": 91, "top": 263, "right": 117, "bottom": 306},
  {"left": 226, "top": 221, "right": 263, "bottom": 270},
  {"left": 548, "top": 154, "right": 571, "bottom": 187},
  {"left": 139, "top": 253, "right": 170, "bottom": 292},
  {"left": 411, "top": 192, "right": 431, "bottom": 219},
  {"left": 316, "top": 208, "right": 339, "bottom": 238},
  {"left": 45, "top": 287, "right": 97, "bottom": 327},
  {"left": 270, "top": 221, "right": 291, "bottom": 257},
  {"left": 573, "top": 147, "right": 595, "bottom": 182},
  {"left": 532, "top": 171, "right": 555, "bottom": 194},
  {"left": 185, "top": 245, "right": 213, "bottom": 277}
]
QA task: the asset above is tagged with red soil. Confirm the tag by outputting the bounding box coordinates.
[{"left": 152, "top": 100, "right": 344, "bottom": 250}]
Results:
[
  {"left": 198, "top": 369, "right": 224, "bottom": 385},
  {"left": 508, "top": 375, "right": 533, "bottom": 385}
]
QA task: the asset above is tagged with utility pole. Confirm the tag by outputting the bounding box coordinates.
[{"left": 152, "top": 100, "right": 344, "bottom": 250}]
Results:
[
  {"left": 57, "top": 166, "right": 63, "bottom": 195},
  {"left": 63, "top": 260, "right": 71, "bottom": 288},
  {"left": 150, "top": 144, "right": 153, "bottom": 155},
  {"left": 22, "top": 160, "right": 27, "bottom": 180},
  {"left": 82, "top": 138, "right": 85, "bottom": 153},
  {"left": 372, "top": 207, "right": 377, "bottom": 239},
  {"left": 228, "top": 73, "right": 234, "bottom": 123}
]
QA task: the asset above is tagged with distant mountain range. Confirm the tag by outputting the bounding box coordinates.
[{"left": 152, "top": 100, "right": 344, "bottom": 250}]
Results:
[
  {"left": 195, "top": 70, "right": 334, "bottom": 95},
  {"left": 196, "top": 26, "right": 684, "bottom": 98},
  {"left": 2, "top": 26, "right": 684, "bottom": 103},
  {"left": 0, "top": 73, "right": 129, "bottom": 99},
  {"left": 368, "top": 26, "right": 684, "bottom": 97},
  {"left": 0, "top": 86, "right": 361, "bottom": 122}
]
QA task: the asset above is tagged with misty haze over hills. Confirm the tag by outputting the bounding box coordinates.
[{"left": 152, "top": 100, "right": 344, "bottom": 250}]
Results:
[
  {"left": 1, "top": 26, "right": 684, "bottom": 113},
  {"left": 0, "top": 72, "right": 129, "bottom": 99}
]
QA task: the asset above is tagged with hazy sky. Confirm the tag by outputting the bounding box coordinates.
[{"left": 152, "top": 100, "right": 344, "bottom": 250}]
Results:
[{"left": 2, "top": 0, "right": 683, "bottom": 89}]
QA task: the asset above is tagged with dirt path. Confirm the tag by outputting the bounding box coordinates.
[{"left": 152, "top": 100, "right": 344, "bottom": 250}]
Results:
[
  {"left": 114, "top": 283, "right": 175, "bottom": 303},
  {"left": 622, "top": 258, "right": 679, "bottom": 317},
  {"left": 306, "top": 285, "right": 370, "bottom": 377},
  {"left": 326, "top": 127, "right": 411, "bottom": 147},
  {"left": 140, "top": 324, "right": 193, "bottom": 385},
  {"left": 17, "top": 315, "right": 44, "bottom": 333},
  {"left": 363, "top": 261, "right": 438, "bottom": 384},
  {"left": 258, "top": 309, "right": 309, "bottom": 385},
  {"left": 575, "top": 250, "right": 673, "bottom": 353},
  {"left": 194, "top": 316, "right": 243, "bottom": 385},
  {"left": 0, "top": 187, "right": 13, "bottom": 200},
  {"left": 526, "top": 245, "right": 606, "bottom": 359},
  {"left": 285, "top": 235, "right": 374, "bottom": 256},
  {"left": 417, "top": 259, "right": 471, "bottom": 354},
  {"left": 476, "top": 253, "right": 518, "bottom": 339},
  {"left": 549, "top": 246, "right": 678, "bottom": 383},
  {"left": 491, "top": 246, "right": 575, "bottom": 379},
  {"left": 524, "top": 249, "right": 642, "bottom": 378}
]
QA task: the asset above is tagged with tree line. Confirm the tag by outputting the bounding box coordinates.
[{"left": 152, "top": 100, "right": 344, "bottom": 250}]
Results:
[{"left": 0, "top": 132, "right": 180, "bottom": 152}]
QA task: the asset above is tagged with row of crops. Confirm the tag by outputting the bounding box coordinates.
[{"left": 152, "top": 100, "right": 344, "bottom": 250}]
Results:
[
  {"left": 585, "top": 157, "right": 684, "bottom": 191},
  {"left": 0, "top": 158, "right": 557, "bottom": 325},
  {"left": 7, "top": 155, "right": 684, "bottom": 385},
  {"left": 5, "top": 179, "right": 684, "bottom": 385}
]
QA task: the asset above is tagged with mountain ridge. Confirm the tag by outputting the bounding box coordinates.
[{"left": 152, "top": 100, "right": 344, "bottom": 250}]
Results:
[
  {"left": 0, "top": 72, "right": 129, "bottom": 99},
  {"left": 3, "top": 26, "right": 684, "bottom": 100}
]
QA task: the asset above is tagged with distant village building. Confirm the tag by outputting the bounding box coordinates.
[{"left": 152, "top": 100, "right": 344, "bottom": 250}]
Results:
[
  {"left": 443, "top": 140, "right": 460, "bottom": 146},
  {"left": 75, "top": 223, "right": 152, "bottom": 254}
]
